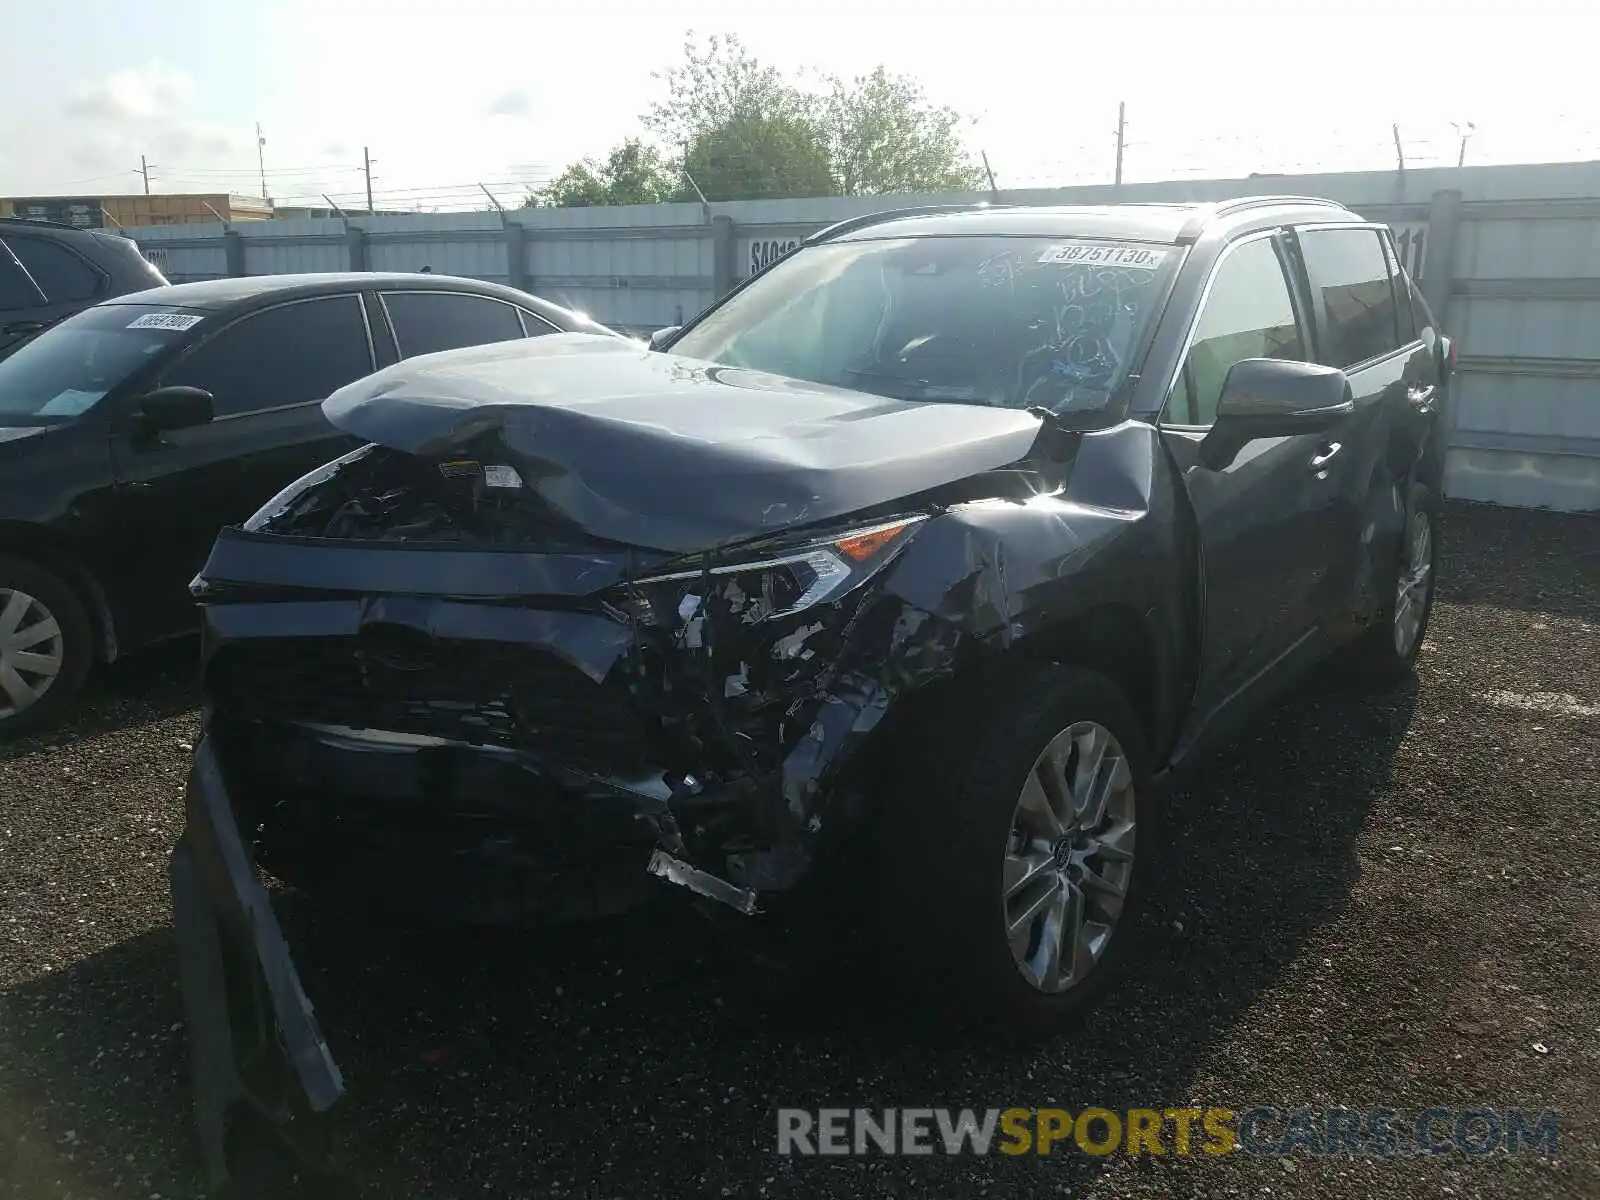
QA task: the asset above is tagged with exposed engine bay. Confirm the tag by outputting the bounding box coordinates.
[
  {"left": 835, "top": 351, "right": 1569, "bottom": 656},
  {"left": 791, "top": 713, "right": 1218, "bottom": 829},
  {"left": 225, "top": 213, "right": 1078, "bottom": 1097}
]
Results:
[{"left": 255, "top": 442, "right": 603, "bottom": 549}]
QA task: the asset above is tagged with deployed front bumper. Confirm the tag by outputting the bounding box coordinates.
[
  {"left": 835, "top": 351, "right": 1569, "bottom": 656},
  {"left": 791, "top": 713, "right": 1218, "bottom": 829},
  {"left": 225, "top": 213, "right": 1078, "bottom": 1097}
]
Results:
[{"left": 169, "top": 736, "right": 343, "bottom": 1190}]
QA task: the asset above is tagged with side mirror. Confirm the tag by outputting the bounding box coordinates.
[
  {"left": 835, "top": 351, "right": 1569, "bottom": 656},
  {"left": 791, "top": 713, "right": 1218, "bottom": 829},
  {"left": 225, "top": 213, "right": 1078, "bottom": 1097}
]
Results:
[
  {"left": 134, "top": 385, "right": 215, "bottom": 434},
  {"left": 1200, "top": 358, "right": 1352, "bottom": 470},
  {"left": 647, "top": 325, "right": 681, "bottom": 352}
]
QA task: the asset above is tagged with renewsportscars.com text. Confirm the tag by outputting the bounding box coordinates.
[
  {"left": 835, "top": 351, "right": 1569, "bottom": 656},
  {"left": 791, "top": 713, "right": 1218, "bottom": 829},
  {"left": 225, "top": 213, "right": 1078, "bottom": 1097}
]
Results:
[{"left": 777, "top": 1107, "right": 1560, "bottom": 1159}]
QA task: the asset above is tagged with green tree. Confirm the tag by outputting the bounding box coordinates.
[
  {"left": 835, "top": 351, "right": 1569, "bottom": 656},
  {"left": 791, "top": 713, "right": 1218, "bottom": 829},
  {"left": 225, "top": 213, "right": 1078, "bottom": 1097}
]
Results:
[
  {"left": 682, "top": 111, "right": 834, "bottom": 201},
  {"left": 643, "top": 33, "right": 813, "bottom": 149},
  {"left": 821, "top": 67, "right": 985, "bottom": 196},
  {"left": 531, "top": 137, "right": 679, "bottom": 208},
  {"left": 537, "top": 35, "right": 983, "bottom": 207}
]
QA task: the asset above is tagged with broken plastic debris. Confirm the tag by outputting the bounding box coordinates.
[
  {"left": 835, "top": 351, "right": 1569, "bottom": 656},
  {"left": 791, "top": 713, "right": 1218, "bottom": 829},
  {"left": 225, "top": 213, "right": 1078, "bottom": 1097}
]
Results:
[{"left": 647, "top": 850, "right": 758, "bottom": 915}]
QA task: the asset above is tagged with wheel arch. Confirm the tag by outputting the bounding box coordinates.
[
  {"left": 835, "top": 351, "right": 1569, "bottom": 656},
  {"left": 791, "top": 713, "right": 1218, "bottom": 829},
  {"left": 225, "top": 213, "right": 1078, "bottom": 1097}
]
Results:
[
  {"left": 0, "top": 522, "right": 118, "bottom": 662},
  {"left": 1011, "top": 602, "right": 1176, "bottom": 761}
]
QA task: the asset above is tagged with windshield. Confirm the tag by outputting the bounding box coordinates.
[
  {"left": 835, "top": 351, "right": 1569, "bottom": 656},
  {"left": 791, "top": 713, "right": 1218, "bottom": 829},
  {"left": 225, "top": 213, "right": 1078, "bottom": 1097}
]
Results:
[
  {"left": 670, "top": 235, "right": 1179, "bottom": 415},
  {"left": 0, "top": 304, "right": 204, "bottom": 422}
]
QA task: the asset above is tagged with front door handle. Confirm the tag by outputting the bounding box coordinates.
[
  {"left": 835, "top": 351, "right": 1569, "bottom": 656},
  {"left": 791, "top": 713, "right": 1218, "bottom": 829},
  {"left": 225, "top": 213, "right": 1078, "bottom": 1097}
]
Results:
[{"left": 1309, "top": 442, "right": 1343, "bottom": 472}]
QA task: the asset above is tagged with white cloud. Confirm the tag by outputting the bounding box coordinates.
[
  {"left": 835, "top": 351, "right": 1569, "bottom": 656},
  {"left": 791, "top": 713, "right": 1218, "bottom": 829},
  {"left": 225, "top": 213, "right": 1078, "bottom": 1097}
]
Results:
[
  {"left": 486, "top": 89, "right": 534, "bottom": 118},
  {"left": 63, "top": 62, "right": 195, "bottom": 121}
]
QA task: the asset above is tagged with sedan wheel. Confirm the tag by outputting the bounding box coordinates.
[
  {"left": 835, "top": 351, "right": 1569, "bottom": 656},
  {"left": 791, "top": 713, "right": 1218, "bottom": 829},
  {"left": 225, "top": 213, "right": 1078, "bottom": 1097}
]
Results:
[
  {"left": 1003, "top": 720, "right": 1136, "bottom": 994},
  {"left": 1393, "top": 508, "right": 1434, "bottom": 658},
  {"left": 0, "top": 587, "right": 65, "bottom": 721}
]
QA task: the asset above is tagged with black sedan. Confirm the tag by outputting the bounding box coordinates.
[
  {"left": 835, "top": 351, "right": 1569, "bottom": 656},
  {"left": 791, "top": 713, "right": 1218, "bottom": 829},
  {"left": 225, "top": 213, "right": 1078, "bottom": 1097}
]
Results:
[{"left": 0, "top": 272, "right": 622, "bottom": 734}]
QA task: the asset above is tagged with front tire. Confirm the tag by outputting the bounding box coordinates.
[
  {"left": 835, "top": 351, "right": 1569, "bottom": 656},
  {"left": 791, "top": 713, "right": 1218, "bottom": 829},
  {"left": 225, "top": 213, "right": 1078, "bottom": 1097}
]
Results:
[
  {"left": 879, "top": 664, "right": 1156, "bottom": 1036},
  {"left": 0, "top": 556, "right": 93, "bottom": 738}
]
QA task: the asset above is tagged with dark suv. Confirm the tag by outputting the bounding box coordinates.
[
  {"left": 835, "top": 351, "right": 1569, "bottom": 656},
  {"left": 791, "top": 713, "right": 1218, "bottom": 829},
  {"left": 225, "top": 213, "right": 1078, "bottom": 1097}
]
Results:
[
  {"left": 173, "top": 197, "right": 1452, "bottom": 1179},
  {"left": 0, "top": 217, "right": 167, "bottom": 359}
]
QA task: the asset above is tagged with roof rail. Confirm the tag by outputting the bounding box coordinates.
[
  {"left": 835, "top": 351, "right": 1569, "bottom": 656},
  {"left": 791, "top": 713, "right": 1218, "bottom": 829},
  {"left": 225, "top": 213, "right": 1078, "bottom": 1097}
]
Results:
[
  {"left": 803, "top": 202, "right": 999, "bottom": 246},
  {"left": 1176, "top": 194, "right": 1349, "bottom": 241},
  {"left": 1212, "top": 194, "right": 1349, "bottom": 216}
]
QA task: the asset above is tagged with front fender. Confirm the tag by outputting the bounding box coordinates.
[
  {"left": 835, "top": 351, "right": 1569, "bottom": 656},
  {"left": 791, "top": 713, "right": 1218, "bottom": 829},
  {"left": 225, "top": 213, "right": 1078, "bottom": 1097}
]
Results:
[{"left": 747, "top": 421, "right": 1194, "bottom": 886}]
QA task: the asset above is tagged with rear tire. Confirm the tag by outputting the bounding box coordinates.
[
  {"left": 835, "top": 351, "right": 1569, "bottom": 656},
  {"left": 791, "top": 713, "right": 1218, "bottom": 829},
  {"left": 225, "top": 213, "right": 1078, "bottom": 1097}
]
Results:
[
  {"left": 0, "top": 556, "right": 93, "bottom": 739},
  {"left": 878, "top": 663, "right": 1157, "bottom": 1037},
  {"left": 1343, "top": 481, "right": 1438, "bottom": 684}
]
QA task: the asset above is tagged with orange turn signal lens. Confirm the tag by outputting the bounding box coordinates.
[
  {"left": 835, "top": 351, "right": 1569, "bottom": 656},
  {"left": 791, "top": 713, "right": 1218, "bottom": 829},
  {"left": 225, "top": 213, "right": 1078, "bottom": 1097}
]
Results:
[{"left": 833, "top": 522, "right": 911, "bottom": 562}]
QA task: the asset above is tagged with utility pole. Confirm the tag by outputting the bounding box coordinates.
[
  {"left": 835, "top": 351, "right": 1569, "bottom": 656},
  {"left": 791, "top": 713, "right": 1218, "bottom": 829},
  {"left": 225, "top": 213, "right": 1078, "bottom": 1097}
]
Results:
[
  {"left": 1113, "top": 102, "right": 1127, "bottom": 187},
  {"left": 256, "top": 123, "right": 268, "bottom": 200},
  {"left": 138, "top": 155, "right": 153, "bottom": 195},
  {"left": 1392, "top": 123, "right": 1406, "bottom": 173},
  {"left": 1452, "top": 121, "right": 1476, "bottom": 168},
  {"left": 363, "top": 147, "right": 375, "bottom": 215}
]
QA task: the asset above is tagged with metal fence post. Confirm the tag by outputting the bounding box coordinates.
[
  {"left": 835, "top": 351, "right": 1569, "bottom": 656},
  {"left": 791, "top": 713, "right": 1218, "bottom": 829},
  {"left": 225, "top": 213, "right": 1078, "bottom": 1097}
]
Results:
[
  {"left": 346, "top": 226, "right": 369, "bottom": 272},
  {"left": 507, "top": 222, "right": 529, "bottom": 292},
  {"left": 711, "top": 214, "right": 735, "bottom": 297},
  {"left": 1421, "top": 188, "right": 1463, "bottom": 324},
  {"left": 223, "top": 229, "right": 246, "bottom": 277},
  {"left": 1420, "top": 188, "right": 1466, "bottom": 491}
]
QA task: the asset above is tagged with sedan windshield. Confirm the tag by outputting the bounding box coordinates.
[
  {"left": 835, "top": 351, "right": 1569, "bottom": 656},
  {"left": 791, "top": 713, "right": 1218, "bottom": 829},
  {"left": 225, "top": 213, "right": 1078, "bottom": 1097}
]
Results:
[
  {"left": 0, "top": 304, "right": 204, "bottom": 421},
  {"left": 670, "top": 235, "right": 1179, "bottom": 415}
]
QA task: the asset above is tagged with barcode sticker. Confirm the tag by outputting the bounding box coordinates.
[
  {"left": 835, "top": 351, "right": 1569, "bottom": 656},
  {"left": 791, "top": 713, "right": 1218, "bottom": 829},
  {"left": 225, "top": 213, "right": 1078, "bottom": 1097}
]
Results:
[
  {"left": 1037, "top": 242, "right": 1169, "bottom": 269},
  {"left": 126, "top": 312, "right": 204, "bottom": 331}
]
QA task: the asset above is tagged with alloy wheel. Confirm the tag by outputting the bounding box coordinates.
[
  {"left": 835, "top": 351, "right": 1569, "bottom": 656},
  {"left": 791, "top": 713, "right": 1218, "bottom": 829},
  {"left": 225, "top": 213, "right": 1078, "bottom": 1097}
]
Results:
[
  {"left": 0, "top": 587, "right": 65, "bottom": 720},
  {"left": 1393, "top": 510, "right": 1434, "bottom": 657},
  {"left": 1002, "top": 720, "right": 1136, "bottom": 993}
]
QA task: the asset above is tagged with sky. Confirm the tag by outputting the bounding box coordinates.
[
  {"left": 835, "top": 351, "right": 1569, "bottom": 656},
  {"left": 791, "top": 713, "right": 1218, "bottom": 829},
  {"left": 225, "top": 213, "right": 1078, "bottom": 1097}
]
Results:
[{"left": 1, "top": 0, "right": 1597, "bottom": 211}]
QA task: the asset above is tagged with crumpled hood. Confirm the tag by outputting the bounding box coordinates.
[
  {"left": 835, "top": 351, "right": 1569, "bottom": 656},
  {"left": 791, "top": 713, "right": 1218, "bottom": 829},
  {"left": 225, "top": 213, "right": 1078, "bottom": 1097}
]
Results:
[{"left": 322, "top": 333, "right": 1045, "bottom": 553}]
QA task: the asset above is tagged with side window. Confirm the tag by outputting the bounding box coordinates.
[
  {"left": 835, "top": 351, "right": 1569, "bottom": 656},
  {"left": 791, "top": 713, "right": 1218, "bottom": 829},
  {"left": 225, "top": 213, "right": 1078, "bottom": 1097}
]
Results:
[
  {"left": 1167, "top": 237, "right": 1304, "bottom": 427},
  {"left": 0, "top": 251, "right": 44, "bottom": 311},
  {"left": 381, "top": 292, "right": 526, "bottom": 358},
  {"left": 1379, "top": 233, "right": 1417, "bottom": 343},
  {"left": 1298, "top": 228, "right": 1402, "bottom": 368},
  {"left": 163, "top": 295, "right": 372, "bottom": 418},
  {"left": 5, "top": 236, "right": 103, "bottom": 303},
  {"left": 517, "top": 308, "right": 559, "bottom": 335}
]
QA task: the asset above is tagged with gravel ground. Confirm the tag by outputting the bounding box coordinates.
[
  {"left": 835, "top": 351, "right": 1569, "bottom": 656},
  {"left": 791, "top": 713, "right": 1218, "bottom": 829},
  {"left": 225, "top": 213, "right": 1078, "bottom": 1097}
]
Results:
[{"left": 1, "top": 500, "right": 1596, "bottom": 1199}]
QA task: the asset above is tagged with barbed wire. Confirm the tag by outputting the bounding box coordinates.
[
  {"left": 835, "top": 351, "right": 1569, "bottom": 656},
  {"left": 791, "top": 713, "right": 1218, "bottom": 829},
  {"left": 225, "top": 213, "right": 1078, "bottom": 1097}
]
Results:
[{"left": 19, "top": 113, "right": 1600, "bottom": 211}]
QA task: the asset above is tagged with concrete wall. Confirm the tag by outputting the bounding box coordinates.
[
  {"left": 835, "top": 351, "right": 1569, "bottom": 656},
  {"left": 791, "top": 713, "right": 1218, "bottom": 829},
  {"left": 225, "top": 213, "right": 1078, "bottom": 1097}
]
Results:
[{"left": 122, "top": 160, "right": 1600, "bottom": 511}]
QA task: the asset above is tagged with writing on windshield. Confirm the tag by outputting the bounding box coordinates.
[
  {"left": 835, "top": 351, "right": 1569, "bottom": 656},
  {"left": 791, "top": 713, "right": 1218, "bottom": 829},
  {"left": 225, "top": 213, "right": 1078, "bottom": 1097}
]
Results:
[{"left": 670, "top": 235, "right": 1177, "bottom": 416}]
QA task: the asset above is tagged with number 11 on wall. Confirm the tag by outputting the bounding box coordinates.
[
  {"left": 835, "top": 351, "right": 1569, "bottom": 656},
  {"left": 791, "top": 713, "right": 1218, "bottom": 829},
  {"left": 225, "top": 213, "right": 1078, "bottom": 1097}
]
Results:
[{"left": 1390, "top": 224, "right": 1427, "bottom": 280}]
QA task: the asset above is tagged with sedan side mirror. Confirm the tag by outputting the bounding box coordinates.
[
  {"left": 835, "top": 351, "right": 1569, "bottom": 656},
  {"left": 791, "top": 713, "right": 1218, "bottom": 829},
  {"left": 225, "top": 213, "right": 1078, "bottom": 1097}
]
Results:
[
  {"left": 135, "top": 385, "right": 215, "bottom": 434},
  {"left": 647, "top": 325, "right": 681, "bottom": 352},
  {"left": 1200, "top": 358, "right": 1352, "bottom": 470}
]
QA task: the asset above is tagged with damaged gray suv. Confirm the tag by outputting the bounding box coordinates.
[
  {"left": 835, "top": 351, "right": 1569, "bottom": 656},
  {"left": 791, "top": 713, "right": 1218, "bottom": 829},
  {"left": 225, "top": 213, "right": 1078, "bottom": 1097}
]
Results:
[{"left": 172, "top": 197, "right": 1451, "bottom": 1181}]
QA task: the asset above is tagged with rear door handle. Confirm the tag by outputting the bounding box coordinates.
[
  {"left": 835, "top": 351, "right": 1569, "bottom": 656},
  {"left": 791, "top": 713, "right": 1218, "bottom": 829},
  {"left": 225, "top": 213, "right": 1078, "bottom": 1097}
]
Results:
[{"left": 1309, "top": 442, "right": 1342, "bottom": 472}]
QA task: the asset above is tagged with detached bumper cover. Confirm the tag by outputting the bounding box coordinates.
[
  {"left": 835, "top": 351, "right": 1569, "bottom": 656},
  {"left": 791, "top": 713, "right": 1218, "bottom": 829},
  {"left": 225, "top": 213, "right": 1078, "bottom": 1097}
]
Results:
[{"left": 169, "top": 735, "right": 342, "bottom": 1189}]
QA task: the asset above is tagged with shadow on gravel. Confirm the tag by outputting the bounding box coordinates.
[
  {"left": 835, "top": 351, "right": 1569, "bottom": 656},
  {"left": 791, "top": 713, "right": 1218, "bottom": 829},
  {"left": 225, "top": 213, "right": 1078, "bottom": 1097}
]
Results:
[
  {"left": 0, "top": 929, "right": 198, "bottom": 1197},
  {"left": 0, "top": 671, "right": 1419, "bottom": 1198},
  {"left": 0, "top": 639, "right": 199, "bottom": 763},
  {"left": 1436, "top": 501, "right": 1600, "bottom": 621}
]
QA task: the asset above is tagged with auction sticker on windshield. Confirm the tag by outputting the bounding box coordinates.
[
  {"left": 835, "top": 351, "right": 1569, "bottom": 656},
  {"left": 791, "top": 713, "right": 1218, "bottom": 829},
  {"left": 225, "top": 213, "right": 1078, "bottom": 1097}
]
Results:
[
  {"left": 1037, "top": 242, "right": 1168, "bottom": 269},
  {"left": 126, "top": 311, "right": 204, "bottom": 332}
]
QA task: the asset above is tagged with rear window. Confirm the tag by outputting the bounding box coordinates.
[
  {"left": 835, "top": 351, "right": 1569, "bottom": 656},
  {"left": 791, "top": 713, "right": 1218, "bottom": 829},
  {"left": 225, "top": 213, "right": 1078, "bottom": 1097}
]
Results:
[{"left": 0, "top": 303, "right": 203, "bottom": 421}]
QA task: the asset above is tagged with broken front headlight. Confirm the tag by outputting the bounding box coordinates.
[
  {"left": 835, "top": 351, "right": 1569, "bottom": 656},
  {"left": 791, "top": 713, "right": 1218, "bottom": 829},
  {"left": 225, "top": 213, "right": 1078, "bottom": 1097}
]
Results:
[{"left": 617, "top": 515, "right": 929, "bottom": 628}]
